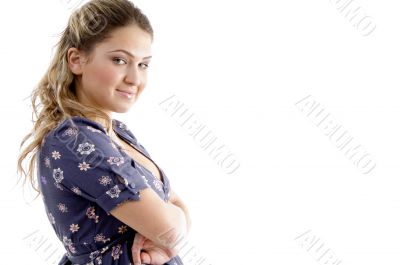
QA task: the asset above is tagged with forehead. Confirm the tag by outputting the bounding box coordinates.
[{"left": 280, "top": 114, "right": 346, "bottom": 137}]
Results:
[{"left": 95, "top": 25, "right": 152, "bottom": 57}]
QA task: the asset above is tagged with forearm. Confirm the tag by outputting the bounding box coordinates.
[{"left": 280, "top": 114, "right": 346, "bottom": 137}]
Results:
[
  {"left": 170, "top": 199, "right": 191, "bottom": 237},
  {"left": 162, "top": 202, "right": 188, "bottom": 255}
]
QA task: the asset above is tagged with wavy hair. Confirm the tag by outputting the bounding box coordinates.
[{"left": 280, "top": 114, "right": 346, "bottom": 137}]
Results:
[{"left": 17, "top": 0, "right": 153, "bottom": 198}]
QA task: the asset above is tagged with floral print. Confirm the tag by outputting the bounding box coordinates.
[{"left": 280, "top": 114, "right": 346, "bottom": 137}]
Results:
[
  {"left": 153, "top": 179, "right": 163, "bottom": 192},
  {"left": 37, "top": 116, "right": 182, "bottom": 265},
  {"left": 111, "top": 244, "right": 122, "bottom": 260},
  {"left": 57, "top": 203, "right": 68, "bottom": 213},
  {"left": 107, "top": 156, "right": 124, "bottom": 166},
  {"left": 70, "top": 224, "right": 80, "bottom": 233},
  {"left": 78, "top": 162, "right": 91, "bottom": 171},
  {"left": 105, "top": 185, "right": 121, "bottom": 199},
  {"left": 141, "top": 174, "right": 150, "bottom": 187},
  {"left": 94, "top": 233, "right": 111, "bottom": 243},
  {"left": 118, "top": 225, "right": 127, "bottom": 234},
  {"left": 40, "top": 175, "right": 47, "bottom": 185},
  {"left": 71, "top": 186, "right": 82, "bottom": 195},
  {"left": 53, "top": 168, "right": 63, "bottom": 183},
  {"left": 44, "top": 156, "right": 51, "bottom": 168},
  {"left": 86, "top": 206, "right": 99, "bottom": 224},
  {"left": 47, "top": 212, "right": 55, "bottom": 224},
  {"left": 63, "top": 236, "right": 77, "bottom": 254},
  {"left": 53, "top": 167, "right": 64, "bottom": 190},
  {"left": 77, "top": 142, "right": 96, "bottom": 155},
  {"left": 62, "top": 127, "right": 78, "bottom": 136},
  {"left": 99, "top": 176, "right": 112, "bottom": 186},
  {"left": 52, "top": 150, "right": 61, "bottom": 160}
]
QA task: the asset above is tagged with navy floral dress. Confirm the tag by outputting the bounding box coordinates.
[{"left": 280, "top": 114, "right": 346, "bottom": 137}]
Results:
[{"left": 37, "top": 116, "right": 184, "bottom": 265}]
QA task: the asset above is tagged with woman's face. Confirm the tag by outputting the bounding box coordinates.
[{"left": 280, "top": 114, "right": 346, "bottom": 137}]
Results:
[{"left": 68, "top": 24, "right": 152, "bottom": 115}]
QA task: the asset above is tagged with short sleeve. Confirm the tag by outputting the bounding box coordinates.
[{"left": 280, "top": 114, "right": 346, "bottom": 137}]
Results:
[{"left": 48, "top": 117, "right": 150, "bottom": 214}]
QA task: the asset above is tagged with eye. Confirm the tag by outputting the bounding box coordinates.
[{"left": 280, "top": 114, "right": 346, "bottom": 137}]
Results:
[
  {"left": 113, "top": 57, "right": 127, "bottom": 65},
  {"left": 139, "top": 63, "right": 149, "bottom": 69}
]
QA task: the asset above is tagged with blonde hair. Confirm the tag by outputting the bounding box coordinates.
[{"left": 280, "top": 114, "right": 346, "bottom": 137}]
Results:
[{"left": 17, "top": 0, "right": 153, "bottom": 198}]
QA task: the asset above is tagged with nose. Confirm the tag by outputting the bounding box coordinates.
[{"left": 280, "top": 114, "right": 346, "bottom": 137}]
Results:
[{"left": 124, "top": 65, "right": 141, "bottom": 86}]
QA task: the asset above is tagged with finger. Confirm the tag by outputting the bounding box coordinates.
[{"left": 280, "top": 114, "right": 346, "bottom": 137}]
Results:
[
  {"left": 132, "top": 234, "right": 145, "bottom": 265},
  {"left": 141, "top": 251, "right": 151, "bottom": 264},
  {"left": 132, "top": 233, "right": 146, "bottom": 265}
]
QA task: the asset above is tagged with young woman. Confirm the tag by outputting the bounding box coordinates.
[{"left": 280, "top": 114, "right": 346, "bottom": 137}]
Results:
[{"left": 17, "top": 1, "right": 191, "bottom": 264}]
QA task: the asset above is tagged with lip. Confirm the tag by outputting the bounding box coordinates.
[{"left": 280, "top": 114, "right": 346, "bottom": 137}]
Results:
[
  {"left": 116, "top": 89, "right": 136, "bottom": 99},
  {"left": 116, "top": 89, "right": 136, "bottom": 95}
]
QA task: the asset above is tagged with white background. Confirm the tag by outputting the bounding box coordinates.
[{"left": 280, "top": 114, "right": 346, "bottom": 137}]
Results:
[{"left": 1, "top": 0, "right": 399, "bottom": 264}]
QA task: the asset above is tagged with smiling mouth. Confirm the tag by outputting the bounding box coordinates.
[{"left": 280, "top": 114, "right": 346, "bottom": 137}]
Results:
[{"left": 116, "top": 89, "right": 136, "bottom": 99}]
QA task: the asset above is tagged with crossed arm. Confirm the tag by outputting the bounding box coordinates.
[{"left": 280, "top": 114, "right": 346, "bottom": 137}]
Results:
[
  {"left": 125, "top": 187, "right": 192, "bottom": 264},
  {"left": 168, "top": 188, "right": 192, "bottom": 237}
]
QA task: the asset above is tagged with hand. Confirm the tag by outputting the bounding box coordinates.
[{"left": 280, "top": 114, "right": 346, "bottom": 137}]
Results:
[{"left": 132, "top": 232, "right": 176, "bottom": 265}]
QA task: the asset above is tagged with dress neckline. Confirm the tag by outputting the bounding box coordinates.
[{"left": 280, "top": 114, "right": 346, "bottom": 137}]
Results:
[{"left": 110, "top": 121, "right": 166, "bottom": 190}]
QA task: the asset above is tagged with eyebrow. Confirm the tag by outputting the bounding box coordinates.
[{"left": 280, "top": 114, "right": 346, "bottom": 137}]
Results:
[{"left": 107, "top": 49, "right": 152, "bottom": 59}]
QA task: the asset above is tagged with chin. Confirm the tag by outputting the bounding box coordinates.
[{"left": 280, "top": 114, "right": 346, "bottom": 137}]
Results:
[
  {"left": 113, "top": 102, "right": 136, "bottom": 113},
  {"left": 113, "top": 107, "right": 131, "bottom": 113}
]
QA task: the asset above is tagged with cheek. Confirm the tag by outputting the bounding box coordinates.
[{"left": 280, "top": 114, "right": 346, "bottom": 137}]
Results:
[
  {"left": 137, "top": 75, "right": 148, "bottom": 94},
  {"left": 95, "top": 65, "right": 121, "bottom": 86},
  {"left": 85, "top": 64, "right": 121, "bottom": 92},
  {"left": 137, "top": 83, "right": 146, "bottom": 97}
]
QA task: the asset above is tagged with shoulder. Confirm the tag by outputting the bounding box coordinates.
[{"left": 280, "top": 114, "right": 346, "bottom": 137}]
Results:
[
  {"left": 42, "top": 116, "right": 125, "bottom": 171},
  {"left": 58, "top": 116, "right": 107, "bottom": 134},
  {"left": 43, "top": 116, "right": 113, "bottom": 149}
]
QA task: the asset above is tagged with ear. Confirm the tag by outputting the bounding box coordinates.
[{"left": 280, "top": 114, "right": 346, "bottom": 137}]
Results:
[{"left": 67, "top": 47, "right": 87, "bottom": 75}]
